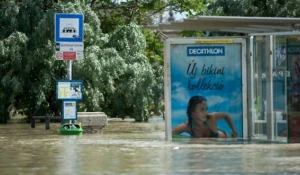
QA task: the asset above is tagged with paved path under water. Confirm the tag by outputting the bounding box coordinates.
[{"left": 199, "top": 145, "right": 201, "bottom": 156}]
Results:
[{"left": 0, "top": 117, "right": 300, "bottom": 175}]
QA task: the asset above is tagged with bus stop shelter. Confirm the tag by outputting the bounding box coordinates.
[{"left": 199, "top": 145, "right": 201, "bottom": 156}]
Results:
[{"left": 147, "top": 16, "right": 300, "bottom": 142}]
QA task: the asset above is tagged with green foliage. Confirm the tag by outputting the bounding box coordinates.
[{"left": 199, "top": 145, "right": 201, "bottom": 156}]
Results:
[
  {"left": 104, "top": 23, "right": 157, "bottom": 121},
  {"left": 169, "top": 0, "right": 211, "bottom": 16},
  {"left": 0, "top": 0, "right": 164, "bottom": 123},
  {"left": 201, "top": 0, "right": 300, "bottom": 36},
  {"left": 254, "top": 96, "right": 261, "bottom": 116},
  {"left": 178, "top": 31, "right": 205, "bottom": 37},
  {"left": 107, "top": 23, "right": 146, "bottom": 56},
  {"left": 91, "top": 0, "right": 168, "bottom": 33},
  {"left": 0, "top": 30, "right": 29, "bottom": 122},
  {"left": 206, "top": 0, "right": 300, "bottom": 17},
  {"left": 142, "top": 29, "right": 164, "bottom": 65}
]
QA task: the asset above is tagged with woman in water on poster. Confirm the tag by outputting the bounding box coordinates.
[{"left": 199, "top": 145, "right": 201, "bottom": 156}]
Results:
[{"left": 172, "top": 95, "right": 238, "bottom": 138}]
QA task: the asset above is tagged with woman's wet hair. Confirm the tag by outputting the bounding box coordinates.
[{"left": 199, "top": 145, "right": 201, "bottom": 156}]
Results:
[{"left": 186, "top": 95, "right": 207, "bottom": 126}]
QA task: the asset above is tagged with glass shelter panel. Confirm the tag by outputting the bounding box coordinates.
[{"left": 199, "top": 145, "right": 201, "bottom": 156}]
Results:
[
  {"left": 253, "top": 36, "right": 268, "bottom": 138},
  {"left": 273, "top": 36, "right": 287, "bottom": 141},
  {"left": 252, "top": 35, "right": 300, "bottom": 142},
  {"left": 286, "top": 36, "right": 300, "bottom": 143}
]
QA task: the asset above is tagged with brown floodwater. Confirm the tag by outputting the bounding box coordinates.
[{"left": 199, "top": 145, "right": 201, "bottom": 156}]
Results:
[{"left": 0, "top": 117, "right": 300, "bottom": 175}]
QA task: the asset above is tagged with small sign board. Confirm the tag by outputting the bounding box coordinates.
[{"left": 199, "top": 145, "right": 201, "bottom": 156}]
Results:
[
  {"left": 56, "top": 80, "right": 84, "bottom": 100},
  {"left": 55, "top": 52, "right": 83, "bottom": 60},
  {"left": 55, "top": 42, "right": 84, "bottom": 52},
  {"left": 55, "top": 14, "right": 84, "bottom": 42},
  {"left": 62, "top": 101, "right": 77, "bottom": 120},
  {"left": 55, "top": 13, "right": 84, "bottom": 60}
]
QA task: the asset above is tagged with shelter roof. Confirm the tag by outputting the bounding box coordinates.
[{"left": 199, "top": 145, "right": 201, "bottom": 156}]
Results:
[{"left": 146, "top": 16, "right": 300, "bottom": 35}]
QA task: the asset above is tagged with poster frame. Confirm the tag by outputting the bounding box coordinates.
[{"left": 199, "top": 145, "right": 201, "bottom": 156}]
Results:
[
  {"left": 164, "top": 37, "right": 247, "bottom": 141},
  {"left": 56, "top": 80, "right": 84, "bottom": 100}
]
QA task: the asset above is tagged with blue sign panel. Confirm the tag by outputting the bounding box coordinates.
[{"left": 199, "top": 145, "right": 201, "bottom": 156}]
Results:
[
  {"left": 55, "top": 14, "right": 84, "bottom": 42},
  {"left": 56, "top": 80, "right": 84, "bottom": 100}
]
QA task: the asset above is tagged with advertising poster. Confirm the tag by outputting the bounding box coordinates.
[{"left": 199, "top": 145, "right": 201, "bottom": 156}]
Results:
[
  {"left": 62, "top": 101, "right": 77, "bottom": 120},
  {"left": 286, "top": 37, "right": 300, "bottom": 142},
  {"left": 166, "top": 39, "right": 246, "bottom": 139},
  {"left": 287, "top": 37, "right": 300, "bottom": 105},
  {"left": 56, "top": 80, "right": 84, "bottom": 100}
]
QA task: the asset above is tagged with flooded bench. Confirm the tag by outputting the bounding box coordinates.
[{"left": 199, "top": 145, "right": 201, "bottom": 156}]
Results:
[
  {"left": 31, "top": 112, "right": 108, "bottom": 133},
  {"left": 31, "top": 115, "right": 61, "bottom": 129}
]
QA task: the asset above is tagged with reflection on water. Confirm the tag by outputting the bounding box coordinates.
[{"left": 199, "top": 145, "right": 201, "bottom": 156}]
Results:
[{"left": 1, "top": 118, "right": 300, "bottom": 175}]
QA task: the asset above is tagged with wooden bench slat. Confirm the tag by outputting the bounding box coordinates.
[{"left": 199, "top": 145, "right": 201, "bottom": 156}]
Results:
[
  {"left": 77, "top": 112, "right": 104, "bottom": 115},
  {"left": 32, "top": 116, "right": 61, "bottom": 119}
]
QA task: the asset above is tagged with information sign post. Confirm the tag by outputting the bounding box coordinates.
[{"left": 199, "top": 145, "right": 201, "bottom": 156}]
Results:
[{"left": 55, "top": 13, "right": 84, "bottom": 125}]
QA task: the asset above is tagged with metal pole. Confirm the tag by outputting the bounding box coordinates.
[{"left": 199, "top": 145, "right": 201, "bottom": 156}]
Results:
[
  {"left": 266, "top": 35, "right": 274, "bottom": 140},
  {"left": 67, "top": 60, "right": 72, "bottom": 80},
  {"left": 67, "top": 60, "right": 72, "bottom": 124},
  {"left": 45, "top": 114, "right": 50, "bottom": 130},
  {"left": 249, "top": 36, "right": 254, "bottom": 138},
  {"left": 164, "top": 40, "right": 172, "bottom": 141}
]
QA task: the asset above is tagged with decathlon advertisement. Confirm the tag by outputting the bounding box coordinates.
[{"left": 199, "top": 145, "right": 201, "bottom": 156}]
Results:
[{"left": 164, "top": 38, "right": 247, "bottom": 140}]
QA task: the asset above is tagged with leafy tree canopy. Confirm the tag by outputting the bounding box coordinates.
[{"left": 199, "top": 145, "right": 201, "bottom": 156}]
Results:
[
  {"left": 0, "top": 0, "right": 163, "bottom": 123},
  {"left": 206, "top": 0, "right": 300, "bottom": 17}
]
